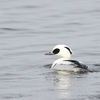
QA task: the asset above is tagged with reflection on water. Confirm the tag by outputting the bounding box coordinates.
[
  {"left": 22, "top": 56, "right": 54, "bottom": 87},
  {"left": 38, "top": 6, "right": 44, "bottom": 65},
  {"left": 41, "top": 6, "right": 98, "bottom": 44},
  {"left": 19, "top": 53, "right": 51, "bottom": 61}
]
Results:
[
  {"left": 50, "top": 70, "right": 91, "bottom": 100},
  {"left": 54, "top": 71, "right": 71, "bottom": 99}
]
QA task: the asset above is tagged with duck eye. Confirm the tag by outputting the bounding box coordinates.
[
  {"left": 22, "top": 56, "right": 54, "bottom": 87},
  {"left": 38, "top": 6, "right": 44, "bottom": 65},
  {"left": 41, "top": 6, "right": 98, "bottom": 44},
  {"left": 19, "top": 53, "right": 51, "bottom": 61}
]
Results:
[
  {"left": 65, "top": 47, "right": 72, "bottom": 54},
  {"left": 53, "top": 48, "right": 60, "bottom": 54}
]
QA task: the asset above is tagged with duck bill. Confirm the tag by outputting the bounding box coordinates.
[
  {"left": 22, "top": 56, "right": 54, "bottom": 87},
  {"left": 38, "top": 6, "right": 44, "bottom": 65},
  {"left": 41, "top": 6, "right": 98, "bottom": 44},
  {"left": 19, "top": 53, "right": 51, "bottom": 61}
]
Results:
[{"left": 45, "top": 52, "right": 54, "bottom": 55}]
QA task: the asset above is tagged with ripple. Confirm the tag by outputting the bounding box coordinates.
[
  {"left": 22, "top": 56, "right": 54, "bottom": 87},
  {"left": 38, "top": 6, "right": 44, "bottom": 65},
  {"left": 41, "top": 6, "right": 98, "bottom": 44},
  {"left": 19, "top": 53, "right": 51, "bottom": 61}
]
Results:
[
  {"left": 18, "top": 5, "right": 42, "bottom": 9},
  {"left": 44, "top": 64, "right": 52, "bottom": 68},
  {"left": 94, "top": 64, "right": 100, "bottom": 66},
  {"left": 1, "top": 28, "right": 18, "bottom": 31},
  {"left": 1, "top": 94, "right": 31, "bottom": 99},
  {"left": 89, "top": 95, "right": 100, "bottom": 100}
]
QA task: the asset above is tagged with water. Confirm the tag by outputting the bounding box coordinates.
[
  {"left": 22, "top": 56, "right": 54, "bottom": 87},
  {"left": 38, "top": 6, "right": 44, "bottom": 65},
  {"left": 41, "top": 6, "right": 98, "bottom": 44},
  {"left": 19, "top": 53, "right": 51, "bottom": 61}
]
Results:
[{"left": 0, "top": 0, "right": 100, "bottom": 100}]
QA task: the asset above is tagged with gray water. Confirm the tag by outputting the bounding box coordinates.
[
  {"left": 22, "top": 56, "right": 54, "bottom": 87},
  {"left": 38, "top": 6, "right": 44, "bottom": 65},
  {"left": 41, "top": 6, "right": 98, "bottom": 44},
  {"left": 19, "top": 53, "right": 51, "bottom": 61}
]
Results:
[{"left": 0, "top": 0, "right": 100, "bottom": 100}]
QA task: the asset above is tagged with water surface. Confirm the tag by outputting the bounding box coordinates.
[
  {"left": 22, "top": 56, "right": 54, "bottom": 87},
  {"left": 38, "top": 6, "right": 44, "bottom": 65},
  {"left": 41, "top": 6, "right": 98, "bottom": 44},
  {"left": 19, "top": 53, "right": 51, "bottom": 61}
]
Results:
[{"left": 0, "top": 0, "right": 100, "bottom": 100}]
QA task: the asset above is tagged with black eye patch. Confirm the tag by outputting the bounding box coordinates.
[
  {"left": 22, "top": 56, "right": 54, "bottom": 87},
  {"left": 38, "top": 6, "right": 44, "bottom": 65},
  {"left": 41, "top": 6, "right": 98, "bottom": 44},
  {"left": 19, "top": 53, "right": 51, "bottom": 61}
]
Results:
[
  {"left": 53, "top": 48, "right": 60, "bottom": 54},
  {"left": 65, "top": 47, "right": 72, "bottom": 54}
]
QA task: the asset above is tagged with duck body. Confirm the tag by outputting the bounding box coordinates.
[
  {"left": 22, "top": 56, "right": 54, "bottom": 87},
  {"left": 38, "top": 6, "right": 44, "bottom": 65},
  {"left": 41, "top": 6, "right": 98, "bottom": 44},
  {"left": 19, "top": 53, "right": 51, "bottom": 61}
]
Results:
[
  {"left": 51, "top": 59, "right": 88, "bottom": 72},
  {"left": 45, "top": 44, "right": 88, "bottom": 72}
]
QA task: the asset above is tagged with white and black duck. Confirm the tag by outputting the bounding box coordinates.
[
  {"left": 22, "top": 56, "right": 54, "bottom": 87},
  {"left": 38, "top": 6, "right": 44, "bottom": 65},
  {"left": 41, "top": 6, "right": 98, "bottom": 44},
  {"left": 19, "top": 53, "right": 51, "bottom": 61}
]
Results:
[{"left": 45, "top": 44, "right": 89, "bottom": 72}]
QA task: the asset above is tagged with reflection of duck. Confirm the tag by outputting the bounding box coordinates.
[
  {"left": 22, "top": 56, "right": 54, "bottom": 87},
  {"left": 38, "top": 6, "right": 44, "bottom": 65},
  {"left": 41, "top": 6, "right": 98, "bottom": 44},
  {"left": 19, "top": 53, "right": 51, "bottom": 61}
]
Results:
[
  {"left": 54, "top": 71, "right": 71, "bottom": 99},
  {"left": 45, "top": 44, "right": 88, "bottom": 72}
]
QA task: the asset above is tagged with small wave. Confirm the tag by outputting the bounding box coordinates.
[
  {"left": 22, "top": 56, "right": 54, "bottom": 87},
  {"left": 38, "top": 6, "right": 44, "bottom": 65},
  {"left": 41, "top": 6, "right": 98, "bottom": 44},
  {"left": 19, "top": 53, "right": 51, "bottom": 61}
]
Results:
[
  {"left": 1, "top": 28, "right": 18, "bottom": 31},
  {"left": 89, "top": 95, "right": 100, "bottom": 100},
  {"left": 93, "top": 64, "right": 100, "bottom": 66},
  {"left": 1, "top": 94, "right": 31, "bottom": 99},
  {"left": 17, "top": 5, "right": 42, "bottom": 9},
  {"left": 86, "top": 64, "right": 100, "bottom": 72},
  {"left": 44, "top": 64, "right": 52, "bottom": 68}
]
